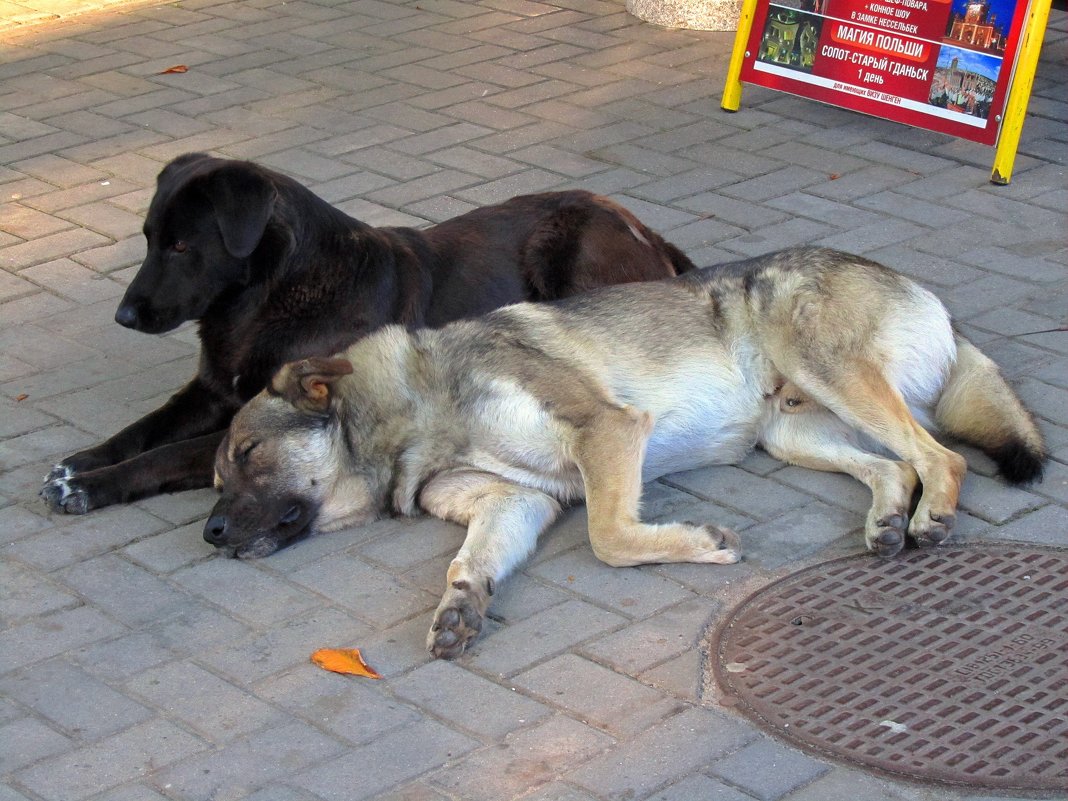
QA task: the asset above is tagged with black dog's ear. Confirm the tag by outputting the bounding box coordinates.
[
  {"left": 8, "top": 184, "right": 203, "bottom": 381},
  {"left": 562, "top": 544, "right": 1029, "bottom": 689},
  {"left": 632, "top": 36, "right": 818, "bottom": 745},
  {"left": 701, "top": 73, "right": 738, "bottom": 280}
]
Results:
[
  {"left": 157, "top": 152, "right": 213, "bottom": 186},
  {"left": 269, "top": 358, "right": 354, "bottom": 414},
  {"left": 206, "top": 162, "right": 278, "bottom": 259}
]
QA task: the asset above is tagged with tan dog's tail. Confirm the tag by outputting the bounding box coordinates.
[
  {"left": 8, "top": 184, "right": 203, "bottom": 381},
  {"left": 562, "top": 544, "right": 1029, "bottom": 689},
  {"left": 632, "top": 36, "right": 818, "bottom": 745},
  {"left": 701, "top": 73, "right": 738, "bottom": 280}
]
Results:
[{"left": 935, "top": 335, "right": 1046, "bottom": 484}]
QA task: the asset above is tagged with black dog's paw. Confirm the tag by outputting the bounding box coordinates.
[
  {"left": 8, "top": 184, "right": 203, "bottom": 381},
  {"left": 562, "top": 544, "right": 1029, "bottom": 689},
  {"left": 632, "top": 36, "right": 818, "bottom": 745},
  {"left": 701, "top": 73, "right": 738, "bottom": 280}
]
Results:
[
  {"left": 40, "top": 474, "right": 91, "bottom": 515},
  {"left": 44, "top": 463, "right": 74, "bottom": 484},
  {"left": 426, "top": 579, "right": 491, "bottom": 660}
]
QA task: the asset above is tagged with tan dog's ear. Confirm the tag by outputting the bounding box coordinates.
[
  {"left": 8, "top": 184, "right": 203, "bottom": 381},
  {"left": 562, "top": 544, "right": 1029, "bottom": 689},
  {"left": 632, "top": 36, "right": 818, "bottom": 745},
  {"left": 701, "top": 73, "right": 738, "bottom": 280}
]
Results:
[{"left": 271, "top": 358, "right": 354, "bottom": 413}]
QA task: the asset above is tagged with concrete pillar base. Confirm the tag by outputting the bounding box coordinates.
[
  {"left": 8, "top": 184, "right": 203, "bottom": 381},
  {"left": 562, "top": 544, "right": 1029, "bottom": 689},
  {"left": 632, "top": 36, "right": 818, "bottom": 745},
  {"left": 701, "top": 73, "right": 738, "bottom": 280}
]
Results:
[{"left": 626, "top": 0, "right": 742, "bottom": 31}]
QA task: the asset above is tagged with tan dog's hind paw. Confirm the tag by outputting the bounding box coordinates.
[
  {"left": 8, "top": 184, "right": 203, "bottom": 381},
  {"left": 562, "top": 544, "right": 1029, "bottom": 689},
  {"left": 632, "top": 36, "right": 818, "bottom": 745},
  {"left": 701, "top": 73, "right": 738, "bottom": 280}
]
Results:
[
  {"left": 427, "top": 577, "right": 491, "bottom": 660},
  {"left": 908, "top": 509, "right": 955, "bottom": 547},
  {"left": 866, "top": 512, "right": 907, "bottom": 558}
]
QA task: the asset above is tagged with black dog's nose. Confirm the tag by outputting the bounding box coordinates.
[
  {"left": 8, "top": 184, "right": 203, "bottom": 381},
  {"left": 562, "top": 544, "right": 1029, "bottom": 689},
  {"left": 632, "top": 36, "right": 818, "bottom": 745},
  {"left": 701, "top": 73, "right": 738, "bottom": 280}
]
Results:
[
  {"left": 203, "top": 514, "right": 228, "bottom": 545},
  {"left": 114, "top": 305, "right": 139, "bottom": 329}
]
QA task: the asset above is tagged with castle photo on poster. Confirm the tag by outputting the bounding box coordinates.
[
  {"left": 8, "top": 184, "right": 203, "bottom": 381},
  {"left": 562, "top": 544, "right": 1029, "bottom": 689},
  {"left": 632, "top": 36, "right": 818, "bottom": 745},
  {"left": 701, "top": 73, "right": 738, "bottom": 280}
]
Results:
[{"left": 928, "top": 45, "right": 1001, "bottom": 119}]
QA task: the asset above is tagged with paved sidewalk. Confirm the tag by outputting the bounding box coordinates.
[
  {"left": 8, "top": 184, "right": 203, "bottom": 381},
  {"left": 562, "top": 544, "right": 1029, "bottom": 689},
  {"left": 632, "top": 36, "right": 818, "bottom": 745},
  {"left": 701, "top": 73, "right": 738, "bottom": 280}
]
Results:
[{"left": 1, "top": 2, "right": 1065, "bottom": 800}]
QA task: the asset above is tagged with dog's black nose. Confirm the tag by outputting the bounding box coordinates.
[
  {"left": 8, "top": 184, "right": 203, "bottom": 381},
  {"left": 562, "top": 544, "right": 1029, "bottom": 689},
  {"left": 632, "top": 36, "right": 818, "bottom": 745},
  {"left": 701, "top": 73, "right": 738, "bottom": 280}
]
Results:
[
  {"left": 203, "top": 514, "right": 229, "bottom": 545},
  {"left": 114, "top": 305, "right": 139, "bottom": 329}
]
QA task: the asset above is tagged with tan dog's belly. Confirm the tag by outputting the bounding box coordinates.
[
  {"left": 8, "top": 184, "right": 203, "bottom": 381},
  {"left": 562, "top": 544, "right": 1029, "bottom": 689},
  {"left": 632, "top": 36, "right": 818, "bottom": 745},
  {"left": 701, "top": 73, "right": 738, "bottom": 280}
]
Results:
[{"left": 462, "top": 361, "right": 770, "bottom": 499}]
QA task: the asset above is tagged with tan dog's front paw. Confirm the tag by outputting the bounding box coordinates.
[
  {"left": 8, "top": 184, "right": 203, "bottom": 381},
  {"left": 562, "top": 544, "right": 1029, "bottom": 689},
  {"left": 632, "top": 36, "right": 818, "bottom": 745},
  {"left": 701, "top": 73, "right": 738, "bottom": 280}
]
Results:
[
  {"left": 690, "top": 523, "right": 742, "bottom": 564},
  {"left": 426, "top": 579, "right": 491, "bottom": 659}
]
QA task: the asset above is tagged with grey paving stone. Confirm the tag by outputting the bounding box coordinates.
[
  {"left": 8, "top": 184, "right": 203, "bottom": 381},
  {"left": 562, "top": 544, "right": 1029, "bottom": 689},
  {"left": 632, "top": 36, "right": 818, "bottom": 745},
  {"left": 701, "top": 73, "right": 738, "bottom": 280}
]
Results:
[
  {"left": 70, "top": 629, "right": 178, "bottom": 682},
  {"left": 645, "top": 773, "right": 756, "bottom": 801},
  {"left": 580, "top": 597, "right": 725, "bottom": 675},
  {"left": 197, "top": 607, "right": 374, "bottom": 686},
  {"left": 513, "top": 653, "right": 686, "bottom": 737},
  {"left": 19, "top": 258, "right": 124, "bottom": 303},
  {"left": 465, "top": 598, "right": 626, "bottom": 676},
  {"left": 715, "top": 739, "right": 833, "bottom": 800},
  {"left": 0, "top": 504, "right": 52, "bottom": 551},
  {"left": 170, "top": 558, "right": 320, "bottom": 628},
  {"left": 88, "top": 784, "right": 175, "bottom": 801},
  {"left": 451, "top": 167, "right": 564, "bottom": 205},
  {"left": 529, "top": 547, "right": 696, "bottom": 618},
  {"left": 733, "top": 502, "right": 864, "bottom": 570},
  {"left": 15, "top": 719, "right": 206, "bottom": 801},
  {"left": 783, "top": 766, "right": 923, "bottom": 801},
  {"left": 0, "top": 659, "right": 152, "bottom": 740},
  {"left": 357, "top": 517, "right": 465, "bottom": 571},
  {"left": 427, "top": 714, "right": 613, "bottom": 801},
  {"left": 255, "top": 663, "right": 419, "bottom": 745},
  {"left": 291, "top": 718, "right": 479, "bottom": 801},
  {"left": 0, "top": 716, "right": 73, "bottom": 773},
  {"left": 674, "top": 193, "right": 789, "bottom": 230},
  {"left": 812, "top": 218, "right": 926, "bottom": 254},
  {"left": 150, "top": 720, "right": 345, "bottom": 801},
  {"left": 957, "top": 470, "right": 1048, "bottom": 524},
  {"left": 566, "top": 706, "right": 757, "bottom": 799},
  {"left": 125, "top": 660, "right": 284, "bottom": 743},
  {"left": 0, "top": 558, "right": 79, "bottom": 621},
  {"left": 512, "top": 783, "right": 600, "bottom": 801},
  {"left": 638, "top": 647, "right": 704, "bottom": 700},
  {"left": 4, "top": 506, "right": 169, "bottom": 572},
  {"left": 721, "top": 217, "right": 837, "bottom": 256},
  {"left": 391, "top": 660, "right": 551, "bottom": 739},
  {"left": 59, "top": 554, "right": 196, "bottom": 627},
  {"left": 121, "top": 521, "right": 217, "bottom": 574},
  {"left": 665, "top": 465, "right": 810, "bottom": 522},
  {"left": 287, "top": 553, "right": 439, "bottom": 631},
  {"left": 986, "top": 504, "right": 1068, "bottom": 548},
  {"left": 0, "top": 605, "right": 128, "bottom": 674}
]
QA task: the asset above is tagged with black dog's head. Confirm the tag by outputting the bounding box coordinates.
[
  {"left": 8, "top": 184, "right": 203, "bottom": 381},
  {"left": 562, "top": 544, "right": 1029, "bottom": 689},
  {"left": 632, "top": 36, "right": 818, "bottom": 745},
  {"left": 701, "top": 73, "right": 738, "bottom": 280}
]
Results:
[
  {"left": 115, "top": 153, "right": 279, "bottom": 334},
  {"left": 205, "top": 357, "right": 382, "bottom": 558}
]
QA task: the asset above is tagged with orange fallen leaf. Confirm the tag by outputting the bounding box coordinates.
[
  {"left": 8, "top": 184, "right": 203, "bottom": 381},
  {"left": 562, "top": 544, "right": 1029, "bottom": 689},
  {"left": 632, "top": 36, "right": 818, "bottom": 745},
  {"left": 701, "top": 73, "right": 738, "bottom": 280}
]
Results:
[
  {"left": 829, "top": 173, "right": 840, "bottom": 180},
  {"left": 15, "top": 393, "right": 28, "bottom": 401},
  {"left": 158, "top": 65, "right": 188, "bottom": 74},
  {"left": 311, "top": 647, "right": 381, "bottom": 679}
]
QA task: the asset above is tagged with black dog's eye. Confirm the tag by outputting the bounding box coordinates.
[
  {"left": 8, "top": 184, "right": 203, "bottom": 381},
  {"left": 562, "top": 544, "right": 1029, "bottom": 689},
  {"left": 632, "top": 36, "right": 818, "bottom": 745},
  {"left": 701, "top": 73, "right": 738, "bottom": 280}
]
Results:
[
  {"left": 172, "top": 241, "right": 188, "bottom": 253},
  {"left": 236, "top": 441, "right": 258, "bottom": 463}
]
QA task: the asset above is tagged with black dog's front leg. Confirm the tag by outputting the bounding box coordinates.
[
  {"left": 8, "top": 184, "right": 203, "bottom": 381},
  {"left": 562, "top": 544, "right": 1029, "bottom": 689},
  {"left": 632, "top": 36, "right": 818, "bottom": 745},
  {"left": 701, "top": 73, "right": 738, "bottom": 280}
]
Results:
[
  {"left": 41, "top": 432, "right": 225, "bottom": 514},
  {"left": 41, "top": 379, "right": 236, "bottom": 512}
]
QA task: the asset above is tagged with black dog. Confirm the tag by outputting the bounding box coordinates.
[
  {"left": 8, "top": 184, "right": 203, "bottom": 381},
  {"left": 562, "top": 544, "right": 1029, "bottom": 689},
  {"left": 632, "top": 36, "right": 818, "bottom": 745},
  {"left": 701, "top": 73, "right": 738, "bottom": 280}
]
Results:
[{"left": 41, "top": 152, "right": 694, "bottom": 514}]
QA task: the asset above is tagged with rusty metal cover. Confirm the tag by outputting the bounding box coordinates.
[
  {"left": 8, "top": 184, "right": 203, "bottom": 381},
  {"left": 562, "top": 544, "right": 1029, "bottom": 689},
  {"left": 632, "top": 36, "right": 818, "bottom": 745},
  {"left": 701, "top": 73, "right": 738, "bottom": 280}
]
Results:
[{"left": 708, "top": 545, "right": 1068, "bottom": 794}]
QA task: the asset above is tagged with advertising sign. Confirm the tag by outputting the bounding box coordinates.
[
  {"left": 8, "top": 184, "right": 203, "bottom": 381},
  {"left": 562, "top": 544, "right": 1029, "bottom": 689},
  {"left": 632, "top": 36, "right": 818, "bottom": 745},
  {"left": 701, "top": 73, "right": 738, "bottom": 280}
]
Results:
[{"left": 736, "top": 0, "right": 1032, "bottom": 143}]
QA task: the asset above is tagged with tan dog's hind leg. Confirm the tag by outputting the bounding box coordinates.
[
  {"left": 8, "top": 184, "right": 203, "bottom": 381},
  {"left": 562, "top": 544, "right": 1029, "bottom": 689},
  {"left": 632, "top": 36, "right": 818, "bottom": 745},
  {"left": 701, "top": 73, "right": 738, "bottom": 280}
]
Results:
[
  {"left": 795, "top": 361, "right": 966, "bottom": 550},
  {"left": 760, "top": 407, "right": 919, "bottom": 557},
  {"left": 420, "top": 471, "right": 561, "bottom": 659},
  {"left": 575, "top": 405, "right": 741, "bottom": 567}
]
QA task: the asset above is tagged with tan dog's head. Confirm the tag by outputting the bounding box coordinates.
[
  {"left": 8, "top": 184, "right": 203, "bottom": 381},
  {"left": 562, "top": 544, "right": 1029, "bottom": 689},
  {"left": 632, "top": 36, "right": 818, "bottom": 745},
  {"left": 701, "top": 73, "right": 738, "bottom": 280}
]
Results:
[{"left": 205, "top": 357, "right": 378, "bottom": 558}]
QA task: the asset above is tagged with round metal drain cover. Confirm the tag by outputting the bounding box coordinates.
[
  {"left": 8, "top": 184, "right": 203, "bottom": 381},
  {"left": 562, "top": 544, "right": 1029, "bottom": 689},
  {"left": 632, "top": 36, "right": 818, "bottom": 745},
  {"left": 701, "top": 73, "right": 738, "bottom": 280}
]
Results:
[{"left": 709, "top": 545, "right": 1067, "bottom": 794}]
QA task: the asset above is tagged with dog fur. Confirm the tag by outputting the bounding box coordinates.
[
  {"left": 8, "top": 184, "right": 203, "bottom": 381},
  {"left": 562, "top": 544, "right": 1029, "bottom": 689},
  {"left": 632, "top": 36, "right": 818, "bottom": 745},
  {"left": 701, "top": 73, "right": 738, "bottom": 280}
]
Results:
[
  {"left": 207, "top": 247, "right": 1046, "bottom": 658},
  {"left": 40, "top": 152, "right": 693, "bottom": 514}
]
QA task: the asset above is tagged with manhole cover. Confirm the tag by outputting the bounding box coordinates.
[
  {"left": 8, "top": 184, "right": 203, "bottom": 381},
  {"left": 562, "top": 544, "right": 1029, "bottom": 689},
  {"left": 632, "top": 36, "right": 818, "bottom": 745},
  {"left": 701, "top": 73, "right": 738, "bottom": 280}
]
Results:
[{"left": 709, "top": 545, "right": 1067, "bottom": 794}]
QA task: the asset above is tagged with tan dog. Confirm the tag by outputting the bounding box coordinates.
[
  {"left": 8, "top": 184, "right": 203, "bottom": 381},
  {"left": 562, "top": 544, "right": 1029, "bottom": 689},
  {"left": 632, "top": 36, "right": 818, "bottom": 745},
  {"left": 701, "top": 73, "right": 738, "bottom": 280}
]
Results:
[{"left": 207, "top": 247, "right": 1046, "bottom": 658}]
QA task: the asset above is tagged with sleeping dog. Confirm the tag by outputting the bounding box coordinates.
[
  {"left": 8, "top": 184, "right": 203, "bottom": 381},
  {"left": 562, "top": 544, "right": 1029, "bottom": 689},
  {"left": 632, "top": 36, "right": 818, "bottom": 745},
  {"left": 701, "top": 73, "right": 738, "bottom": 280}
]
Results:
[
  {"left": 207, "top": 247, "right": 1045, "bottom": 658},
  {"left": 41, "top": 152, "right": 693, "bottom": 514}
]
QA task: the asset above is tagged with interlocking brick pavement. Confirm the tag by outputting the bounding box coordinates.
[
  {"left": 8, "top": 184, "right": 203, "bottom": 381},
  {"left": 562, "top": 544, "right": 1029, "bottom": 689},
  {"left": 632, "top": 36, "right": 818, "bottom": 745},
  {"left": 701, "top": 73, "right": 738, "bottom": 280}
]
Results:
[{"left": 1, "top": 1, "right": 1066, "bottom": 800}]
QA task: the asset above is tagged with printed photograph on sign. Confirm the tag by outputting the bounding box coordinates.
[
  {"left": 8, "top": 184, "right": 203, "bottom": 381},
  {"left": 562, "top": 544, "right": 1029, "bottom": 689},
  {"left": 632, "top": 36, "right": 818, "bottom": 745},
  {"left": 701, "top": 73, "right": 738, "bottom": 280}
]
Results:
[
  {"left": 943, "top": 0, "right": 1013, "bottom": 53},
  {"left": 756, "top": 7, "right": 826, "bottom": 73},
  {"left": 928, "top": 46, "right": 1001, "bottom": 119},
  {"left": 736, "top": 0, "right": 1030, "bottom": 143}
]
